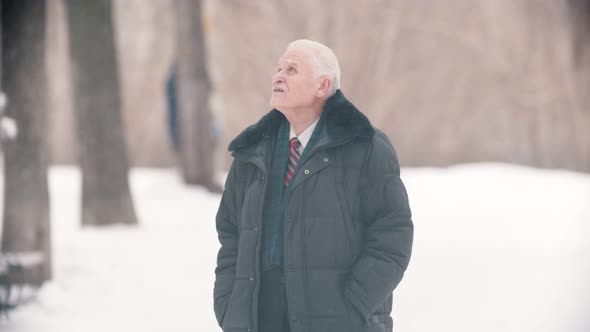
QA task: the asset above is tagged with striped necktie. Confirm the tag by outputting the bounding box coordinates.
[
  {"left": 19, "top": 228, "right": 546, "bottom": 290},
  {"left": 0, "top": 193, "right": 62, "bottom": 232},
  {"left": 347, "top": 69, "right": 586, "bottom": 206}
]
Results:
[{"left": 284, "top": 137, "right": 301, "bottom": 186}]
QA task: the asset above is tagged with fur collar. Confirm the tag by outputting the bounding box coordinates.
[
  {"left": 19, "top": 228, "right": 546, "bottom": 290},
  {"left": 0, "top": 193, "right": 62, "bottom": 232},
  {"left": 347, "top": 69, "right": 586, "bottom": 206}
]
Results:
[{"left": 228, "top": 90, "right": 374, "bottom": 152}]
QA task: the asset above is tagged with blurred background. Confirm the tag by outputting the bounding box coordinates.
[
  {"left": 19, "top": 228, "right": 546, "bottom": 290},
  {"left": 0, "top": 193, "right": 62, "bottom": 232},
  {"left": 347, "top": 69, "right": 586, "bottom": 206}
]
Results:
[{"left": 0, "top": 0, "right": 589, "bottom": 331}]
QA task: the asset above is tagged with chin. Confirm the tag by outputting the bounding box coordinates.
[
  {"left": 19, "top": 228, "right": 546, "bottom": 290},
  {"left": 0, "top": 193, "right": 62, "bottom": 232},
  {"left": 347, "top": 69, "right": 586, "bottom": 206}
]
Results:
[{"left": 269, "top": 98, "right": 285, "bottom": 110}]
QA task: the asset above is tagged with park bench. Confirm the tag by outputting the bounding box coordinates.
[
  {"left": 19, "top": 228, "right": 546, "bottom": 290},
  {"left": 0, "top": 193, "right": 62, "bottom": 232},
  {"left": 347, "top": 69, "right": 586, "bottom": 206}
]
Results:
[{"left": 0, "top": 251, "right": 44, "bottom": 319}]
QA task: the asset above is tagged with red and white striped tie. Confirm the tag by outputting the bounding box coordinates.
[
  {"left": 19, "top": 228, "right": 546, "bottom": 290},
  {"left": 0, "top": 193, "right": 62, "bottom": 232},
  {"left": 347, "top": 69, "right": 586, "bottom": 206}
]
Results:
[{"left": 284, "top": 137, "right": 301, "bottom": 186}]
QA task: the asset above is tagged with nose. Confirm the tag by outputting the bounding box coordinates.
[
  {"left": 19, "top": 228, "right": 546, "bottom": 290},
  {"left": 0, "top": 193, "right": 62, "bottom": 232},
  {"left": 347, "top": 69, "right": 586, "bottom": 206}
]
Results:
[{"left": 272, "top": 72, "right": 285, "bottom": 86}]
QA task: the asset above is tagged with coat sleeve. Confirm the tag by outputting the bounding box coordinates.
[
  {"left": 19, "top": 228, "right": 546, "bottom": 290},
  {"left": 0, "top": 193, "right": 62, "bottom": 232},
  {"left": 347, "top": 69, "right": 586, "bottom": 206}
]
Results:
[
  {"left": 213, "top": 160, "right": 240, "bottom": 327},
  {"left": 343, "top": 132, "right": 414, "bottom": 321}
]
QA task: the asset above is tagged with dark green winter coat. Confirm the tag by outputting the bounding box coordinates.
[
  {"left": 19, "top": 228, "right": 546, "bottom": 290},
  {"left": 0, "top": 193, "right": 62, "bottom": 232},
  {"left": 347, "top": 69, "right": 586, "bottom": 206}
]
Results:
[{"left": 214, "top": 90, "right": 413, "bottom": 332}]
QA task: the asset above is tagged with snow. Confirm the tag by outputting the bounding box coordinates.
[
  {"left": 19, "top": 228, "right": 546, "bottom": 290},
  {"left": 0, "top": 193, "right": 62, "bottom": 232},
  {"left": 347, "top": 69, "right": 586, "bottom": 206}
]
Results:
[
  {"left": 0, "top": 117, "right": 18, "bottom": 140},
  {"left": 1, "top": 163, "right": 589, "bottom": 332}
]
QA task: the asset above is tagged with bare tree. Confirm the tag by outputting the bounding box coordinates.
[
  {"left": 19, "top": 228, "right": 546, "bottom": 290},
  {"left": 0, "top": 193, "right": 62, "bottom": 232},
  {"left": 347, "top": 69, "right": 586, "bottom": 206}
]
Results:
[
  {"left": 1, "top": 0, "right": 52, "bottom": 284},
  {"left": 175, "top": 0, "right": 221, "bottom": 192},
  {"left": 65, "top": 0, "right": 137, "bottom": 226}
]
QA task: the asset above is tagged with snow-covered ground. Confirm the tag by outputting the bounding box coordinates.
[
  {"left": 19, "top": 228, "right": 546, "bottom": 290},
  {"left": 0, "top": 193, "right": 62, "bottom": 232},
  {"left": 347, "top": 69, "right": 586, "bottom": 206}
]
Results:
[{"left": 1, "top": 164, "right": 589, "bottom": 332}]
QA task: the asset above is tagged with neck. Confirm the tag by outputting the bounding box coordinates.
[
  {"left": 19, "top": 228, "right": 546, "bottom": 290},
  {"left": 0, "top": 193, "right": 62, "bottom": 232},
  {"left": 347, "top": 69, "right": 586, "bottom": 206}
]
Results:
[{"left": 280, "top": 102, "right": 325, "bottom": 136}]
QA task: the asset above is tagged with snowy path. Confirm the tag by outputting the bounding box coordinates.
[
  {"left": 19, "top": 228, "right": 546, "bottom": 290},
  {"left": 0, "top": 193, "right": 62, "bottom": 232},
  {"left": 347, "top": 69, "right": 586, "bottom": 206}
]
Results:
[{"left": 1, "top": 164, "right": 589, "bottom": 332}]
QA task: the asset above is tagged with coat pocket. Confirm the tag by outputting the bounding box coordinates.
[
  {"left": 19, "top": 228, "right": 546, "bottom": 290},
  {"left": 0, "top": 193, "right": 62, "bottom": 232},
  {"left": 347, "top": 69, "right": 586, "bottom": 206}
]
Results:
[
  {"left": 343, "top": 293, "right": 365, "bottom": 328},
  {"left": 221, "top": 278, "right": 252, "bottom": 329},
  {"left": 344, "top": 300, "right": 392, "bottom": 332}
]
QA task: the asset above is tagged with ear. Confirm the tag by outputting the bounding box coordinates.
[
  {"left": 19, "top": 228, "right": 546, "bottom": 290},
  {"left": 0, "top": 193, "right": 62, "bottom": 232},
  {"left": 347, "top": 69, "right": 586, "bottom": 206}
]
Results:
[{"left": 316, "top": 76, "right": 332, "bottom": 98}]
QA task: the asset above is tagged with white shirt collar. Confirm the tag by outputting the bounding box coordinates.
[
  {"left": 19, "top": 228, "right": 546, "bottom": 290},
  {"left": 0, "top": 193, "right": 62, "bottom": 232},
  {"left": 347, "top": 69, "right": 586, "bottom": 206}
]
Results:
[{"left": 289, "top": 117, "right": 320, "bottom": 152}]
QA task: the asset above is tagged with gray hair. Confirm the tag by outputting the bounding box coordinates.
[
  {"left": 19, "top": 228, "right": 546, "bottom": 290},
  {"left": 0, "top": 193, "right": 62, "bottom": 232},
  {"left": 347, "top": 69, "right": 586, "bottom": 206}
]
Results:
[{"left": 286, "top": 39, "right": 341, "bottom": 96}]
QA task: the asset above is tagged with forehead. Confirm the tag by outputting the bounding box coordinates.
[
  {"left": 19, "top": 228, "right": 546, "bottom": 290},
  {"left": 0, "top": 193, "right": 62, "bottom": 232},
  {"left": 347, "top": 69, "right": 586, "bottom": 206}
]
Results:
[{"left": 277, "top": 48, "right": 313, "bottom": 67}]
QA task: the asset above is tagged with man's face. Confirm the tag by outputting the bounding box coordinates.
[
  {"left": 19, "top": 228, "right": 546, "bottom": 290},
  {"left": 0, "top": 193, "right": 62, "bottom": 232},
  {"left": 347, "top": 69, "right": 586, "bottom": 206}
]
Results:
[{"left": 270, "top": 48, "right": 319, "bottom": 111}]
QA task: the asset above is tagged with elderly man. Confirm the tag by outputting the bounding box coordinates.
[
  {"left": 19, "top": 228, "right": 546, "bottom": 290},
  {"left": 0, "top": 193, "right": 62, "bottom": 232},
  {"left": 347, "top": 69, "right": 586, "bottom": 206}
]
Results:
[{"left": 214, "top": 39, "right": 413, "bottom": 332}]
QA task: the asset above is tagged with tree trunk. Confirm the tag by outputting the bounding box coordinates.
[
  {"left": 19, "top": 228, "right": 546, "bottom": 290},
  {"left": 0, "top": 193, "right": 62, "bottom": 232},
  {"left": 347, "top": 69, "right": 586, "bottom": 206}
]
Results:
[
  {"left": 569, "top": 0, "right": 590, "bottom": 115},
  {"left": 65, "top": 0, "right": 137, "bottom": 226},
  {"left": 1, "top": 0, "right": 52, "bottom": 284},
  {"left": 175, "top": 0, "right": 220, "bottom": 192}
]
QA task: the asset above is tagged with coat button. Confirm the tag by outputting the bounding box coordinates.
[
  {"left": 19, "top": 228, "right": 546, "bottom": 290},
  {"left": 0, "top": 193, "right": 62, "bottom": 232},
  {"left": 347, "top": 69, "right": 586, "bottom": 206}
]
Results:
[
  {"left": 260, "top": 176, "right": 265, "bottom": 181},
  {"left": 323, "top": 157, "right": 328, "bottom": 163},
  {"left": 304, "top": 169, "right": 310, "bottom": 175},
  {"left": 290, "top": 314, "right": 297, "bottom": 321},
  {"left": 249, "top": 277, "right": 254, "bottom": 281},
  {"left": 253, "top": 227, "right": 258, "bottom": 231}
]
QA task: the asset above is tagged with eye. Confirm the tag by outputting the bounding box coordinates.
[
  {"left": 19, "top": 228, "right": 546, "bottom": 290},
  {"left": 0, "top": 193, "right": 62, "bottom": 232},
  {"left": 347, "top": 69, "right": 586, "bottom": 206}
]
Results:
[
  {"left": 276, "top": 67, "right": 281, "bottom": 72},
  {"left": 287, "top": 66, "right": 297, "bottom": 74}
]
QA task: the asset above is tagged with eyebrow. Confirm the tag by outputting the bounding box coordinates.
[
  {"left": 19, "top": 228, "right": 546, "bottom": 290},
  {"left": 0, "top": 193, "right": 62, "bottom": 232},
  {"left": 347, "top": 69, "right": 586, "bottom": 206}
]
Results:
[{"left": 277, "top": 60, "right": 299, "bottom": 67}]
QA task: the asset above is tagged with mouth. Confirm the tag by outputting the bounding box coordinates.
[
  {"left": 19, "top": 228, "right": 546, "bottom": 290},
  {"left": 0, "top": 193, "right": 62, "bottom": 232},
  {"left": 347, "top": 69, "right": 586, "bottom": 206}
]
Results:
[{"left": 273, "top": 87, "right": 285, "bottom": 93}]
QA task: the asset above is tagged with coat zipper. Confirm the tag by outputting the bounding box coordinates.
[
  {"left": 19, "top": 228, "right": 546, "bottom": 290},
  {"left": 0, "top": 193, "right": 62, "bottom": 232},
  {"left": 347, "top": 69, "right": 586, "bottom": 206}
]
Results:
[
  {"left": 283, "top": 137, "right": 354, "bottom": 332},
  {"left": 234, "top": 144, "right": 270, "bottom": 332},
  {"left": 241, "top": 145, "right": 271, "bottom": 332},
  {"left": 252, "top": 174, "right": 266, "bottom": 332}
]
